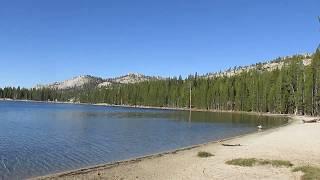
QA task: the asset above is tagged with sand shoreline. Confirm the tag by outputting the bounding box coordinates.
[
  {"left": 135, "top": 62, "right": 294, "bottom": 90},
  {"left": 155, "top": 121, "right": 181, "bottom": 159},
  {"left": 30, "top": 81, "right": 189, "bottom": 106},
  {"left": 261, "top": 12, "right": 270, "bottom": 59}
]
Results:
[
  {"left": 3, "top": 99, "right": 319, "bottom": 179},
  {"left": 30, "top": 115, "right": 309, "bottom": 180}
]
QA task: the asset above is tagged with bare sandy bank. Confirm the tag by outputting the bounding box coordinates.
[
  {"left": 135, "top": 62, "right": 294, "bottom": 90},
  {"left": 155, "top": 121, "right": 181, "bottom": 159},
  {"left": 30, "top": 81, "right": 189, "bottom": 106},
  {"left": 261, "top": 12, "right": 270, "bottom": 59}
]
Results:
[{"left": 32, "top": 115, "right": 320, "bottom": 180}]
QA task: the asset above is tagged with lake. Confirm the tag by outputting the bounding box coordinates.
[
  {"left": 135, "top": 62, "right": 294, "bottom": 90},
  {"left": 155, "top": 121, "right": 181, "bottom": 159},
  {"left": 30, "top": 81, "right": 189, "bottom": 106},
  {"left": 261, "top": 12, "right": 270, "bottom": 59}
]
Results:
[{"left": 0, "top": 101, "right": 287, "bottom": 179}]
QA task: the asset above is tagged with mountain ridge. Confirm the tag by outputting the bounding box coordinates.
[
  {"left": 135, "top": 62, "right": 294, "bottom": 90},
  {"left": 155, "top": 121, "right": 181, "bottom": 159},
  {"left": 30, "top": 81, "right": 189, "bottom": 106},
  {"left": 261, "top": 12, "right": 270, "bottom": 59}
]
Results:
[
  {"left": 204, "top": 53, "right": 312, "bottom": 78},
  {"left": 35, "top": 53, "right": 313, "bottom": 90},
  {"left": 35, "top": 73, "right": 163, "bottom": 90}
]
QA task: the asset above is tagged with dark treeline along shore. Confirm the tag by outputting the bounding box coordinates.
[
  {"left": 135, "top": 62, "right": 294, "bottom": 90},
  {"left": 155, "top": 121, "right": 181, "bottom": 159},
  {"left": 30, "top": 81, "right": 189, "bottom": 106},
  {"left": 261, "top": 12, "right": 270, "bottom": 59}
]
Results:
[{"left": 1, "top": 49, "right": 320, "bottom": 116}]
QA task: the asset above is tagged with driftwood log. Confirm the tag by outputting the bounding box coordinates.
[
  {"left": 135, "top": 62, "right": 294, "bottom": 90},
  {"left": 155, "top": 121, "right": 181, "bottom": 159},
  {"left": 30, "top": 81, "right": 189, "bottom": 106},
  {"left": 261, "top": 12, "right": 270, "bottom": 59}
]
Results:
[
  {"left": 222, "top": 143, "right": 241, "bottom": 147},
  {"left": 302, "top": 119, "right": 318, "bottom": 123}
]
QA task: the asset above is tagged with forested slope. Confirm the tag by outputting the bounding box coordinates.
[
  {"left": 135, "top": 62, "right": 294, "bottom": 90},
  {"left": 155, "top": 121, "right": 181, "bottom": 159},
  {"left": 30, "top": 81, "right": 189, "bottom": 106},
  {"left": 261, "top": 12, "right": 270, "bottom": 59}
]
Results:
[{"left": 1, "top": 49, "right": 320, "bottom": 116}]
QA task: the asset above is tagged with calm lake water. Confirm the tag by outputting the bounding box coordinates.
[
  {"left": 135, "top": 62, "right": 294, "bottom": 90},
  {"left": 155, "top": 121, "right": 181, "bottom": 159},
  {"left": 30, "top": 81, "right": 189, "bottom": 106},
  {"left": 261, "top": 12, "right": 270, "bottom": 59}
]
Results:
[{"left": 0, "top": 101, "right": 287, "bottom": 179}]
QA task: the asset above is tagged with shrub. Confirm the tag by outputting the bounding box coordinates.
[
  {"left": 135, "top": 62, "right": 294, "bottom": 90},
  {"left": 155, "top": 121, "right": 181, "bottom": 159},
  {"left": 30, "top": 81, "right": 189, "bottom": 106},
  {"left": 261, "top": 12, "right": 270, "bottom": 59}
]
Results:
[
  {"left": 293, "top": 166, "right": 320, "bottom": 180},
  {"left": 197, "top": 151, "right": 214, "bottom": 158},
  {"left": 226, "top": 158, "right": 293, "bottom": 168}
]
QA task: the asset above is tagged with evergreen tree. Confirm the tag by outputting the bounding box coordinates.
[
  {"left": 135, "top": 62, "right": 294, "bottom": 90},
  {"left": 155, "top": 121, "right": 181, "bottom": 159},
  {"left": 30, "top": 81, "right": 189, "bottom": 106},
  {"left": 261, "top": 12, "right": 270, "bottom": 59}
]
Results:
[{"left": 2, "top": 51, "right": 320, "bottom": 116}]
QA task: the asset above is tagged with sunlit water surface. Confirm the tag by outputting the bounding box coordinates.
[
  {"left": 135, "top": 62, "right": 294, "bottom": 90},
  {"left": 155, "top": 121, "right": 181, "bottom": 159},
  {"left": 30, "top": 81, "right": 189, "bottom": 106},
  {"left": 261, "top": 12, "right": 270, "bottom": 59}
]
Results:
[{"left": 0, "top": 101, "right": 287, "bottom": 179}]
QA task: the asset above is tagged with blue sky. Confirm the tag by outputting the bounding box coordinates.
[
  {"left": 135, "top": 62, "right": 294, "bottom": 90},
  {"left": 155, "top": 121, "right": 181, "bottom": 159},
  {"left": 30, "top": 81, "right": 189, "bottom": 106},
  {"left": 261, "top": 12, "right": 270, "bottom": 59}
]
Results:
[{"left": 0, "top": 0, "right": 319, "bottom": 88}]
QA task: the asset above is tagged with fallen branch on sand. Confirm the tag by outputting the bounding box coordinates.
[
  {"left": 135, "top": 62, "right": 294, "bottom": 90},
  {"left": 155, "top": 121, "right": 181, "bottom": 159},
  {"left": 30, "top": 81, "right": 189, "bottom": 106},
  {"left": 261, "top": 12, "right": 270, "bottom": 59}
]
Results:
[
  {"left": 302, "top": 120, "right": 318, "bottom": 123},
  {"left": 222, "top": 143, "right": 241, "bottom": 147}
]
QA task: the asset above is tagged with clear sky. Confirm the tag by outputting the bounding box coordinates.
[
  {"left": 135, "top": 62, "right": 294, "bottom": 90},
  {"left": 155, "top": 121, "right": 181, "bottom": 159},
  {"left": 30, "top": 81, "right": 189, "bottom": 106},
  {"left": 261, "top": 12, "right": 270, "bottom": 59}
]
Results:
[{"left": 0, "top": 0, "right": 319, "bottom": 88}]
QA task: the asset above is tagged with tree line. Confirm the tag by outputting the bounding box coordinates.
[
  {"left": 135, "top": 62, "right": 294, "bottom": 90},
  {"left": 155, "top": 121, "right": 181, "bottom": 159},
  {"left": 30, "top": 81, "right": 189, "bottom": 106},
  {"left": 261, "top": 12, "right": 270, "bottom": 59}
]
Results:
[{"left": 1, "top": 49, "right": 320, "bottom": 116}]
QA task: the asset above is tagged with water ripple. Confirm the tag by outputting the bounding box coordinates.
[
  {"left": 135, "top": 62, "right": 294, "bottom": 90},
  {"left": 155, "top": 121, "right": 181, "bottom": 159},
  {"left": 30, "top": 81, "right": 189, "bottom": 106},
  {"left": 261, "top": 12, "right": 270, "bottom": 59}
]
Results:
[{"left": 0, "top": 101, "right": 287, "bottom": 179}]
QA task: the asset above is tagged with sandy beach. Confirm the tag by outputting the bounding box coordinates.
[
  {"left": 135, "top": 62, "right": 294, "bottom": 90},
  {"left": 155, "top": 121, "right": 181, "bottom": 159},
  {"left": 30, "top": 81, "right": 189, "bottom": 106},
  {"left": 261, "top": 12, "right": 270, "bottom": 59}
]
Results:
[{"left": 32, "top": 115, "right": 320, "bottom": 180}]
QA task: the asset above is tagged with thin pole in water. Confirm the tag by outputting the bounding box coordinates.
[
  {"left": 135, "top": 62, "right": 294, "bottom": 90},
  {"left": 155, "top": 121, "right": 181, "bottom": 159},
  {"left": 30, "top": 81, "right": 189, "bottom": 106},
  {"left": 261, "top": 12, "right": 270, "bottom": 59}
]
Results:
[
  {"left": 189, "top": 82, "right": 192, "bottom": 123},
  {"left": 318, "top": 16, "right": 320, "bottom": 50},
  {"left": 189, "top": 83, "right": 192, "bottom": 111}
]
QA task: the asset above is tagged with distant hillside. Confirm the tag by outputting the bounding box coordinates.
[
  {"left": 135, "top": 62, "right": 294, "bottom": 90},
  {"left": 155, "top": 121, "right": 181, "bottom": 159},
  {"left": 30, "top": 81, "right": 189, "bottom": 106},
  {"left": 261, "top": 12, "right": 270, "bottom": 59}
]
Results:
[
  {"left": 35, "top": 75, "right": 104, "bottom": 90},
  {"left": 35, "top": 54, "right": 314, "bottom": 90},
  {"left": 106, "top": 73, "right": 164, "bottom": 84},
  {"left": 204, "top": 54, "right": 313, "bottom": 78},
  {"left": 35, "top": 73, "right": 163, "bottom": 90}
]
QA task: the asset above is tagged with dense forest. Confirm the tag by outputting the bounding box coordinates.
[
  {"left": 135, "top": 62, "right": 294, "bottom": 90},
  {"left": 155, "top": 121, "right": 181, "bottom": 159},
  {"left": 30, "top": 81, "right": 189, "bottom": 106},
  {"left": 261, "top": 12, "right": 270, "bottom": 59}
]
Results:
[{"left": 1, "top": 49, "right": 320, "bottom": 116}]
